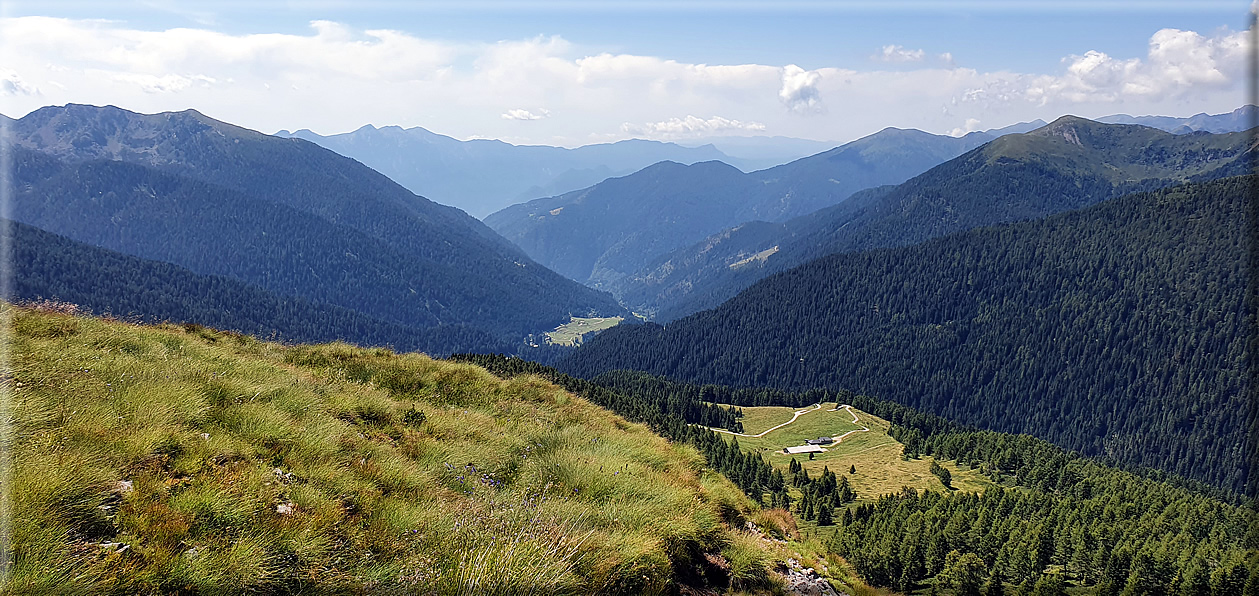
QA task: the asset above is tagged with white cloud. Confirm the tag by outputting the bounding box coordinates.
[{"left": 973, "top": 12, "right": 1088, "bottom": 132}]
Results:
[
  {"left": 1014, "top": 26, "right": 1248, "bottom": 105},
  {"left": 0, "top": 69, "right": 38, "bottom": 96},
  {"left": 621, "top": 115, "right": 766, "bottom": 138},
  {"left": 111, "top": 72, "right": 215, "bottom": 94},
  {"left": 779, "top": 65, "right": 824, "bottom": 114},
  {"left": 0, "top": 16, "right": 1243, "bottom": 147},
  {"left": 949, "top": 118, "right": 982, "bottom": 137},
  {"left": 875, "top": 45, "right": 926, "bottom": 63},
  {"left": 501, "top": 108, "right": 550, "bottom": 120}
]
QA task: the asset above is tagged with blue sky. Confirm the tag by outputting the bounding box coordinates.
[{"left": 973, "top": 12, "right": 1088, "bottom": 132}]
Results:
[{"left": 1, "top": 1, "right": 1252, "bottom": 145}]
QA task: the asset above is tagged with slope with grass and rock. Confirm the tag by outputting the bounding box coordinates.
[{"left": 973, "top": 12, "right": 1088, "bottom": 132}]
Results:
[{"left": 7, "top": 304, "right": 871, "bottom": 595}]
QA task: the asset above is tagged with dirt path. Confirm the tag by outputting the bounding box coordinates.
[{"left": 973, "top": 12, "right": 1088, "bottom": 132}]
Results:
[
  {"left": 828, "top": 404, "right": 870, "bottom": 443},
  {"left": 707, "top": 403, "right": 824, "bottom": 438},
  {"left": 705, "top": 403, "right": 872, "bottom": 442}
]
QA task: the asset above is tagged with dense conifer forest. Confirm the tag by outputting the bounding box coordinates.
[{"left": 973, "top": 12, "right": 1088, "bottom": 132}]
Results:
[
  {"left": 562, "top": 175, "right": 1255, "bottom": 494},
  {"left": 8, "top": 219, "right": 530, "bottom": 356},
  {"left": 832, "top": 419, "right": 1259, "bottom": 595}
]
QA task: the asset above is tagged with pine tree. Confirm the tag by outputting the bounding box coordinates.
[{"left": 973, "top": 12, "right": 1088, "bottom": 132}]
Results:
[
  {"left": 1030, "top": 573, "right": 1065, "bottom": 596},
  {"left": 817, "top": 499, "right": 833, "bottom": 526},
  {"left": 985, "top": 569, "right": 1006, "bottom": 596}
]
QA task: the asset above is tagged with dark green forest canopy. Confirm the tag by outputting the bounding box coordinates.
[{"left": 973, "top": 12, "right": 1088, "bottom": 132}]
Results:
[
  {"left": 835, "top": 406, "right": 1258, "bottom": 594},
  {"left": 562, "top": 175, "right": 1255, "bottom": 495},
  {"left": 6, "top": 219, "right": 523, "bottom": 356}
]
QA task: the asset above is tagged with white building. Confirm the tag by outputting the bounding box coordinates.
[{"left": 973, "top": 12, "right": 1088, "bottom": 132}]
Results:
[{"left": 783, "top": 445, "right": 825, "bottom": 454}]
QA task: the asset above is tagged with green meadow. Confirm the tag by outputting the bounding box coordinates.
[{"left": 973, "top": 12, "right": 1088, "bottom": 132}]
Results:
[{"left": 544, "top": 316, "right": 624, "bottom": 347}]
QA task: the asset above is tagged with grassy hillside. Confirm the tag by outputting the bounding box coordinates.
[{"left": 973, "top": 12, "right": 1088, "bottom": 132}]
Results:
[{"left": 6, "top": 305, "right": 856, "bottom": 594}]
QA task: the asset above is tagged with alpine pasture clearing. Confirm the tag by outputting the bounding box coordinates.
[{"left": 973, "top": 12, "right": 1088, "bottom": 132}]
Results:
[
  {"left": 545, "top": 316, "right": 624, "bottom": 346},
  {"left": 728, "top": 404, "right": 992, "bottom": 502}
]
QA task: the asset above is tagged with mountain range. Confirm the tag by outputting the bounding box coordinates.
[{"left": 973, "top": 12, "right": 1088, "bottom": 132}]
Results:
[
  {"left": 8, "top": 99, "right": 1258, "bottom": 592},
  {"left": 489, "top": 116, "right": 1254, "bottom": 320},
  {"left": 4, "top": 104, "right": 626, "bottom": 353},
  {"left": 271, "top": 106, "right": 1253, "bottom": 225},
  {"left": 625, "top": 116, "right": 1255, "bottom": 319},
  {"left": 275, "top": 124, "right": 746, "bottom": 217},
  {"left": 1097, "top": 104, "right": 1257, "bottom": 134},
  {"left": 483, "top": 125, "right": 1017, "bottom": 295}
]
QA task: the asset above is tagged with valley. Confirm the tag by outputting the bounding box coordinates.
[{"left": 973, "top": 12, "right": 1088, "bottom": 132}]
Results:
[
  {"left": 3, "top": 90, "right": 1256, "bottom": 593},
  {"left": 564, "top": 175, "right": 1256, "bottom": 495}
]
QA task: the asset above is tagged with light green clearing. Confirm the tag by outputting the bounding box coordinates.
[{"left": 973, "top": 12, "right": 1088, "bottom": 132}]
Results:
[
  {"left": 728, "top": 404, "right": 863, "bottom": 450},
  {"left": 726, "top": 404, "right": 993, "bottom": 503},
  {"left": 544, "top": 316, "right": 624, "bottom": 346},
  {"left": 729, "top": 245, "right": 779, "bottom": 270}
]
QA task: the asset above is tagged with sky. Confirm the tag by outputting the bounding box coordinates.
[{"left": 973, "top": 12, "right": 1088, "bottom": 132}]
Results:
[{"left": 0, "top": 1, "right": 1253, "bottom": 147}]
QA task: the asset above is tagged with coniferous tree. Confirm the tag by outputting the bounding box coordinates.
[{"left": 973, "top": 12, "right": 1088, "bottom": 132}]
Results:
[{"left": 817, "top": 500, "right": 833, "bottom": 526}]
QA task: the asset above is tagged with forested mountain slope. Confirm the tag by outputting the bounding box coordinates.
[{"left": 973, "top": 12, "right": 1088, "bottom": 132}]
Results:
[
  {"left": 8, "top": 220, "right": 518, "bottom": 355},
  {"left": 5, "top": 104, "right": 626, "bottom": 350},
  {"left": 623, "top": 117, "right": 1254, "bottom": 321},
  {"left": 562, "top": 175, "right": 1256, "bottom": 494},
  {"left": 578, "top": 372, "right": 1259, "bottom": 594}
]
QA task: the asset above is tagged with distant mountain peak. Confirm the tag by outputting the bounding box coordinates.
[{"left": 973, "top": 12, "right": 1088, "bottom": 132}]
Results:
[
  {"left": 633, "top": 159, "right": 742, "bottom": 176},
  {"left": 1040, "top": 114, "right": 1097, "bottom": 129},
  {"left": 1025, "top": 115, "right": 1160, "bottom": 149},
  {"left": 1036, "top": 115, "right": 1094, "bottom": 145}
]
